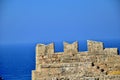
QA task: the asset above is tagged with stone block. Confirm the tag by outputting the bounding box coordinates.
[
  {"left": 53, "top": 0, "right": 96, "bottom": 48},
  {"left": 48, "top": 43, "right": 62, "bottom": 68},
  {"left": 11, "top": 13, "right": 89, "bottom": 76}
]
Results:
[
  {"left": 104, "top": 48, "right": 118, "bottom": 55},
  {"left": 63, "top": 41, "right": 78, "bottom": 55},
  {"left": 36, "top": 43, "right": 54, "bottom": 56},
  {"left": 46, "top": 43, "right": 54, "bottom": 54},
  {"left": 36, "top": 44, "right": 46, "bottom": 56},
  {"left": 87, "top": 40, "right": 103, "bottom": 53}
]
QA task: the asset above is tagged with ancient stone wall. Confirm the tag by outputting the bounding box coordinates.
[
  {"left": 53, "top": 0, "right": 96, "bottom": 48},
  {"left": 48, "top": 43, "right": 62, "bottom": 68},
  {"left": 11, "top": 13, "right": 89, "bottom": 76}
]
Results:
[{"left": 32, "top": 40, "right": 120, "bottom": 80}]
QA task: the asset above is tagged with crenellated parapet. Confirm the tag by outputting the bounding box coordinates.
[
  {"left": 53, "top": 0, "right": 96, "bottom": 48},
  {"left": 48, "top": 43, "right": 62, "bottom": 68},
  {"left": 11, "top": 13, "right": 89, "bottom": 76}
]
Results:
[
  {"left": 36, "top": 40, "right": 119, "bottom": 56},
  {"left": 32, "top": 40, "right": 120, "bottom": 80},
  {"left": 87, "top": 40, "right": 119, "bottom": 55}
]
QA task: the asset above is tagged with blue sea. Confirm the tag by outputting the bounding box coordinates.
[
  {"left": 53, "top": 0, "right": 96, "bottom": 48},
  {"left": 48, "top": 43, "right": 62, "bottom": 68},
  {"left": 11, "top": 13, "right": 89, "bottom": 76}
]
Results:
[{"left": 0, "top": 40, "right": 120, "bottom": 80}]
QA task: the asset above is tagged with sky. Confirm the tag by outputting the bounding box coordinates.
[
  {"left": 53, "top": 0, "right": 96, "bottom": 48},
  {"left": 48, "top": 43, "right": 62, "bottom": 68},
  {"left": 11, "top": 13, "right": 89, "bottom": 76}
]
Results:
[{"left": 0, "top": 0, "right": 120, "bottom": 45}]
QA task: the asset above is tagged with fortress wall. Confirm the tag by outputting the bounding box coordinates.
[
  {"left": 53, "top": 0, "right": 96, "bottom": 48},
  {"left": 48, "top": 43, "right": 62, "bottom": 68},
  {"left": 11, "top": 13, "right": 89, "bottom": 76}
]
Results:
[
  {"left": 87, "top": 40, "right": 104, "bottom": 53},
  {"left": 33, "top": 62, "right": 93, "bottom": 78},
  {"left": 32, "top": 40, "right": 120, "bottom": 80},
  {"left": 35, "top": 41, "right": 119, "bottom": 70},
  {"left": 78, "top": 56, "right": 97, "bottom": 62}
]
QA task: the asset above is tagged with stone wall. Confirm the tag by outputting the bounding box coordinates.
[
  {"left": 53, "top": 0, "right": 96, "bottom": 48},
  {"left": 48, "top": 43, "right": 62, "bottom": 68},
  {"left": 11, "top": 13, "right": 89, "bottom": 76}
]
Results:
[{"left": 32, "top": 40, "right": 120, "bottom": 80}]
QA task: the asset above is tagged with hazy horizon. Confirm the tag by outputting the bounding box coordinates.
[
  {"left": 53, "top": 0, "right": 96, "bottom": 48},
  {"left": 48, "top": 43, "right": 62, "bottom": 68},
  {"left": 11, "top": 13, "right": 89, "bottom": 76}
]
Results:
[{"left": 1, "top": 0, "right": 120, "bottom": 45}]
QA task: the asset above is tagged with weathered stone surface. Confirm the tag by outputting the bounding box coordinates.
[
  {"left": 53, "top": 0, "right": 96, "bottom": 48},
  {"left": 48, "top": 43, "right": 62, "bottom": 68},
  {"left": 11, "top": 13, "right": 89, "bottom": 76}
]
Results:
[
  {"left": 32, "top": 40, "right": 120, "bottom": 80},
  {"left": 87, "top": 40, "right": 103, "bottom": 53},
  {"left": 104, "top": 48, "right": 118, "bottom": 55},
  {"left": 64, "top": 41, "right": 78, "bottom": 55}
]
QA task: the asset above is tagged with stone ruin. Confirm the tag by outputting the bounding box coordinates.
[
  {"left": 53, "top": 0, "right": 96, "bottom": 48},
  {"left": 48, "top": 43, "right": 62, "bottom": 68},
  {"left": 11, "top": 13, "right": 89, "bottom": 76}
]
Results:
[{"left": 32, "top": 40, "right": 120, "bottom": 80}]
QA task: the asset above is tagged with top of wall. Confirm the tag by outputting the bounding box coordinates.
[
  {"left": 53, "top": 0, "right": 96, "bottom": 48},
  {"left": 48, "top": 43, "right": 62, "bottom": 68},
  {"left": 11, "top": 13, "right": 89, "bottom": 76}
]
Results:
[{"left": 36, "top": 40, "right": 119, "bottom": 55}]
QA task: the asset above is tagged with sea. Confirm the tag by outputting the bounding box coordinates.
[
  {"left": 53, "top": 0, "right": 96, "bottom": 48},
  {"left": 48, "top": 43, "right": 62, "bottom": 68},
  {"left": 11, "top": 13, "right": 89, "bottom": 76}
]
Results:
[{"left": 0, "top": 40, "right": 120, "bottom": 80}]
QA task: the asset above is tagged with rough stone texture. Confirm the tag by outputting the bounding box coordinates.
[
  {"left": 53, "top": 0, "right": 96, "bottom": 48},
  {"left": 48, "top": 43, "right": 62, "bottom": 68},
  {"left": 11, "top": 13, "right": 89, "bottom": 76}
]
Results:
[
  {"left": 32, "top": 40, "right": 120, "bottom": 80},
  {"left": 87, "top": 40, "right": 103, "bottom": 53},
  {"left": 104, "top": 48, "right": 118, "bottom": 55},
  {"left": 64, "top": 41, "right": 78, "bottom": 55}
]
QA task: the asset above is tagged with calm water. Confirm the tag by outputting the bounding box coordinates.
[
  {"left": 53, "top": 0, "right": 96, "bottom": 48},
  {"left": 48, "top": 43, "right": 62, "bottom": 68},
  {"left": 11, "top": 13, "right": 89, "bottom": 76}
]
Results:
[{"left": 0, "top": 40, "right": 120, "bottom": 80}]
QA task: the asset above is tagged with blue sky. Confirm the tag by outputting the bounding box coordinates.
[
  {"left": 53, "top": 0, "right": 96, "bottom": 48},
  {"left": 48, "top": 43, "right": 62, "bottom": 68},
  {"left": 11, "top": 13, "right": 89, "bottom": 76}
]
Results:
[{"left": 0, "top": 0, "right": 120, "bottom": 44}]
